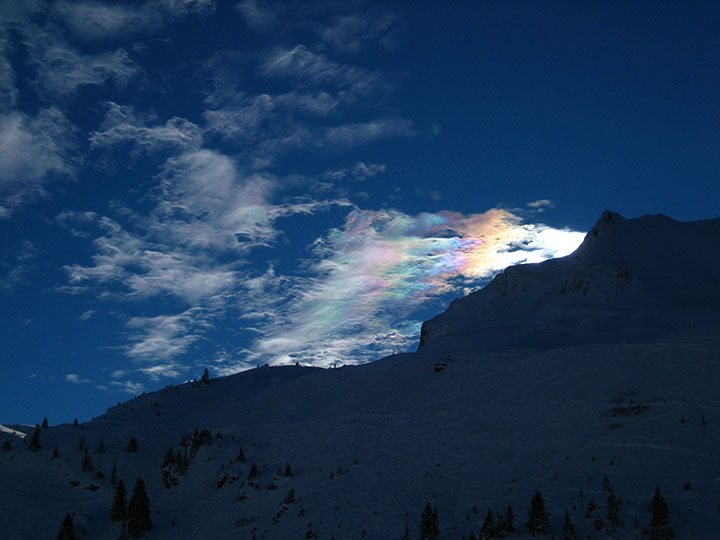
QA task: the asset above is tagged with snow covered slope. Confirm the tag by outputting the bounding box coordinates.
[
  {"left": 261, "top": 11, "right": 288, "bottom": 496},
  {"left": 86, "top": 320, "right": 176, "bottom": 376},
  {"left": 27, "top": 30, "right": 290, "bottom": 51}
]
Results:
[
  {"left": 1, "top": 212, "right": 719, "bottom": 540},
  {"left": 419, "top": 211, "right": 720, "bottom": 353}
]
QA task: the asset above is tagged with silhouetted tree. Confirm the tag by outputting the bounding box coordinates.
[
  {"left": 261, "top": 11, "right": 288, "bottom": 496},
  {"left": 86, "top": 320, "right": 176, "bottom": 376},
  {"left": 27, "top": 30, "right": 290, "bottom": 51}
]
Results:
[
  {"left": 562, "top": 511, "right": 578, "bottom": 540},
  {"left": 42, "top": 417, "right": 49, "bottom": 429},
  {"left": 284, "top": 488, "right": 296, "bottom": 504},
  {"left": 526, "top": 491, "right": 549, "bottom": 537},
  {"left": 420, "top": 502, "right": 439, "bottom": 539},
  {"left": 284, "top": 462, "right": 293, "bottom": 477},
  {"left": 81, "top": 449, "right": 93, "bottom": 472},
  {"left": 29, "top": 425, "right": 41, "bottom": 451},
  {"left": 127, "top": 478, "right": 152, "bottom": 538},
  {"left": 125, "top": 436, "right": 139, "bottom": 453},
  {"left": 52, "top": 446, "right": 59, "bottom": 459},
  {"left": 56, "top": 513, "right": 76, "bottom": 540},
  {"left": 248, "top": 463, "right": 259, "bottom": 480},
  {"left": 96, "top": 440, "right": 105, "bottom": 454},
  {"left": 72, "top": 418, "right": 78, "bottom": 427},
  {"left": 607, "top": 492, "right": 621, "bottom": 526},
  {"left": 480, "top": 510, "right": 496, "bottom": 538},
  {"left": 504, "top": 504, "right": 516, "bottom": 532},
  {"left": 649, "top": 488, "right": 673, "bottom": 540},
  {"left": 111, "top": 480, "right": 127, "bottom": 522},
  {"left": 111, "top": 462, "right": 117, "bottom": 487},
  {"left": 201, "top": 368, "right": 210, "bottom": 384},
  {"left": 402, "top": 511, "right": 410, "bottom": 540}
]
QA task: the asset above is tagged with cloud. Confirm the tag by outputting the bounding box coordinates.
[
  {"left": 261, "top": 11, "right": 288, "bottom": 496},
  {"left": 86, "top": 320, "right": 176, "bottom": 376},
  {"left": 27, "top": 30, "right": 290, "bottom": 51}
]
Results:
[
  {"left": 0, "top": 240, "right": 38, "bottom": 291},
  {"left": 324, "top": 118, "right": 415, "bottom": 148},
  {"left": 235, "top": 0, "right": 278, "bottom": 28},
  {"left": 54, "top": 0, "right": 216, "bottom": 42},
  {"left": 109, "top": 380, "right": 144, "bottom": 394},
  {"left": 527, "top": 199, "right": 554, "bottom": 209},
  {"left": 125, "top": 307, "right": 213, "bottom": 362},
  {"left": 243, "top": 207, "right": 586, "bottom": 368},
  {"left": 65, "top": 373, "right": 93, "bottom": 384},
  {"left": 319, "top": 14, "right": 400, "bottom": 55},
  {"left": 90, "top": 102, "right": 203, "bottom": 157},
  {"left": 36, "top": 46, "right": 140, "bottom": 97},
  {"left": 324, "top": 162, "right": 386, "bottom": 181},
  {"left": 0, "top": 109, "right": 79, "bottom": 218}
]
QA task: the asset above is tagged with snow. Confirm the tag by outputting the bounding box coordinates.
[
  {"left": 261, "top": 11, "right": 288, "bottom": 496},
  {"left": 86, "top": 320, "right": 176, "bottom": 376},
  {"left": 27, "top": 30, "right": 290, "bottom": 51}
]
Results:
[{"left": 1, "top": 211, "right": 719, "bottom": 539}]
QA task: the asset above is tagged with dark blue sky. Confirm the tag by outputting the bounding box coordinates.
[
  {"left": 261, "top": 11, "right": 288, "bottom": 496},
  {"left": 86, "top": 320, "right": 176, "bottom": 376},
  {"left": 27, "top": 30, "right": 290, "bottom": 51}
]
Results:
[{"left": 1, "top": 0, "right": 718, "bottom": 424}]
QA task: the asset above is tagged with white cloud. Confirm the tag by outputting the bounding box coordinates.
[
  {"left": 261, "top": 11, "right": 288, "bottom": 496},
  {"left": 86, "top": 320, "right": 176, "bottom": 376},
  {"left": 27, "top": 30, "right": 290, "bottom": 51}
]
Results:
[
  {"left": 527, "top": 199, "right": 554, "bottom": 209},
  {"left": 90, "top": 102, "right": 203, "bottom": 157},
  {"left": 109, "top": 380, "right": 144, "bottom": 394},
  {"left": 55, "top": 0, "right": 215, "bottom": 42},
  {"left": 324, "top": 118, "right": 415, "bottom": 148},
  {"left": 319, "top": 14, "right": 400, "bottom": 55},
  {"left": 0, "top": 109, "right": 79, "bottom": 218},
  {"left": 235, "top": 0, "right": 277, "bottom": 28},
  {"left": 65, "top": 373, "right": 93, "bottom": 384}
]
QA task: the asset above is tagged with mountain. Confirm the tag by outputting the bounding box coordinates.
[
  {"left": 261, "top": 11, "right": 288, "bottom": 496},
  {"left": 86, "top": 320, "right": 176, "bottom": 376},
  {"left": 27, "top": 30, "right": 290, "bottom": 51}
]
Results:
[{"left": 1, "top": 211, "right": 719, "bottom": 540}]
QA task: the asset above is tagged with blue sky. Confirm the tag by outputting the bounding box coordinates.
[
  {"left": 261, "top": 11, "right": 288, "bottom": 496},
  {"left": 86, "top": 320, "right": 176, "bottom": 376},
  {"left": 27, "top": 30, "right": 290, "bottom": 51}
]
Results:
[{"left": 1, "top": 1, "right": 719, "bottom": 424}]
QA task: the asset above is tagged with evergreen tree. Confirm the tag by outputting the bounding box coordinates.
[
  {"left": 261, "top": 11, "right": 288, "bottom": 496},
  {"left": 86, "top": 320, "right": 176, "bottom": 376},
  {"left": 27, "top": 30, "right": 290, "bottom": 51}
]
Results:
[
  {"left": 607, "top": 492, "right": 621, "bottom": 526},
  {"left": 73, "top": 418, "right": 78, "bottom": 427},
  {"left": 42, "top": 417, "right": 49, "bottom": 429},
  {"left": 125, "top": 436, "right": 139, "bottom": 453},
  {"left": 56, "top": 513, "right": 76, "bottom": 540},
  {"left": 111, "top": 480, "right": 127, "bottom": 522},
  {"left": 649, "top": 488, "right": 673, "bottom": 540},
  {"left": 284, "top": 462, "right": 293, "bottom": 477},
  {"left": 29, "top": 425, "right": 41, "bottom": 451},
  {"left": 201, "top": 368, "right": 210, "bottom": 384},
  {"left": 526, "top": 491, "right": 549, "bottom": 537},
  {"left": 127, "top": 478, "right": 152, "bottom": 538},
  {"left": 97, "top": 440, "right": 105, "bottom": 454},
  {"left": 419, "top": 502, "right": 439, "bottom": 539},
  {"left": 81, "top": 449, "right": 93, "bottom": 472},
  {"left": 248, "top": 463, "right": 259, "bottom": 480},
  {"left": 504, "top": 504, "right": 516, "bottom": 532},
  {"left": 402, "top": 511, "right": 410, "bottom": 540},
  {"left": 284, "top": 488, "right": 296, "bottom": 504},
  {"left": 161, "top": 447, "right": 175, "bottom": 467},
  {"left": 562, "top": 511, "right": 578, "bottom": 540},
  {"left": 111, "top": 462, "right": 118, "bottom": 487},
  {"left": 52, "top": 446, "right": 59, "bottom": 459},
  {"left": 480, "top": 510, "right": 496, "bottom": 538}
]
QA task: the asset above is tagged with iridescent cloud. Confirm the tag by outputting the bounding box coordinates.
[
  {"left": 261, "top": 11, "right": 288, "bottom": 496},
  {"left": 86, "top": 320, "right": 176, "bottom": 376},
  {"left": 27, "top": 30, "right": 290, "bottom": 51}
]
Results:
[{"left": 247, "top": 207, "right": 585, "bottom": 368}]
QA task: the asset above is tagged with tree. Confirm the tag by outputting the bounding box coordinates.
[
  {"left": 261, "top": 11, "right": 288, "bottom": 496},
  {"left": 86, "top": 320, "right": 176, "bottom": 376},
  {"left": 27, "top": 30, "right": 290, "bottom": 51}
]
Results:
[
  {"left": 81, "top": 449, "right": 93, "bottom": 472},
  {"left": 480, "top": 510, "right": 496, "bottom": 538},
  {"left": 649, "top": 488, "right": 673, "bottom": 540},
  {"left": 42, "top": 417, "right": 49, "bottom": 429},
  {"left": 29, "top": 425, "right": 41, "bottom": 451},
  {"left": 56, "top": 513, "right": 76, "bottom": 540},
  {"left": 201, "top": 368, "right": 210, "bottom": 384},
  {"left": 97, "top": 440, "right": 105, "bottom": 454},
  {"left": 127, "top": 478, "right": 152, "bottom": 538},
  {"left": 420, "top": 502, "right": 439, "bottom": 539},
  {"left": 125, "top": 436, "right": 139, "bottom": 453},
  {"left": 73, "top": 418, "right": 78, "bottom": 427},
  {"left": 562, "top": 511, "right": 578, "bottom": 540},
  {"left": 402, "top": 511, "right": 410, "bottom": 540},
  {"left": 607, "top": 492, "right": 621, "bottom": 526},
  {"left": 284, "top": 462, "right": 293, "bottom": 477},
  {"left": 111, "top": 462, "right": 118, "bottom": 487},
  {"left": 248, "top": 463, "right": 259, "bottom": 480},
  {"left": 504, "top": 504, "right": 516, "bottom": 532},
  {"left": 526, "top": 491, "right": 549, "bottom": 537},
  {"left": 111, "top": 480, "right": 127, "bottom": 522}
]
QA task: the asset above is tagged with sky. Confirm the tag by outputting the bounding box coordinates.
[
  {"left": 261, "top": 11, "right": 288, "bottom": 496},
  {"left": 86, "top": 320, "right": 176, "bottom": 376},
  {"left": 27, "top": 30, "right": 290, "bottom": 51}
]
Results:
[{"left": 1, "top": 1, "right": 719, "bottom": 424}]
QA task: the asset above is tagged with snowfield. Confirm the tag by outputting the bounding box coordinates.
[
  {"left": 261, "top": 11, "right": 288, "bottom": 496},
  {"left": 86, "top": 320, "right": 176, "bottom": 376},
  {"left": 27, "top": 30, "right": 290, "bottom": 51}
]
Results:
[{"left": 1, "top": 212, "right": 719, "bottom": 539}]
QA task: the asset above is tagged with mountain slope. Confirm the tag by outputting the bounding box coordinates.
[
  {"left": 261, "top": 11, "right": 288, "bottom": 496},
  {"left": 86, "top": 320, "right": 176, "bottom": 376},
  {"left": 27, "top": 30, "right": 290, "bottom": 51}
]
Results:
[{"left": 1, "top": 211, "right": 719, "bottom": 540}]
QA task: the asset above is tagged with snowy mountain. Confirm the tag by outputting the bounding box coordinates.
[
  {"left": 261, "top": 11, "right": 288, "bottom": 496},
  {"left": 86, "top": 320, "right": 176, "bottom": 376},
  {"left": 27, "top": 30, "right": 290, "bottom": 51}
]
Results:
[{"left": 2, "top": 211, "right": 719, "bottom": 540}]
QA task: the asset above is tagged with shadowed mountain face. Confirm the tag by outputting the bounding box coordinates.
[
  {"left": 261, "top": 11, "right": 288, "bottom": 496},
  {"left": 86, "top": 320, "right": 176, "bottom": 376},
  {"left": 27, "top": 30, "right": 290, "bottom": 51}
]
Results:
[
  {"left": 1, "top": 211, "right": 719, "bottom": 540},
  {"left": 419, "top": 211, "right": 720, "bottom": 352}
]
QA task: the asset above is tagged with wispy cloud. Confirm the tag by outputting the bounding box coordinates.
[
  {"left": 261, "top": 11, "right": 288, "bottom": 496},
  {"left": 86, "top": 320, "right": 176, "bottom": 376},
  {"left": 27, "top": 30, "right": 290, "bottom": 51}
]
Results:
[
  {"left": 90, "top": 102, "right": 203, "bottom": 157},
  {"left": 324, "top": 118, "right": 415, "bottom": 148},
  {"left": 0, "top": 109, "right": 79, "bottom": 218},
  {"left": 55, "top": 0, "right": 216, "bottom": 42},
  {"left": 235, "top": 0, "right": 277, "bottom": 28},
  {"left": 241, "top": 208, "right": 585, "bottom": 368}
]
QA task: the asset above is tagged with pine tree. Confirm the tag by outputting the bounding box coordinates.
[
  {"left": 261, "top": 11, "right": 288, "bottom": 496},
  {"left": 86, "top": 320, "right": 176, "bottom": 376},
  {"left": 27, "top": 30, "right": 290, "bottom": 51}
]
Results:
[
  {"left": 127, "top": 478, "right": 152, "bottom": 538},
  {"left": 111, "top": 462, "right": 118, "bottom": 487},
  {"left": 81, "top": 449, "right": 93, "bottom": 472},
  {"left": 42, "top": 417, "right": 49, "bottom": 429},
  {"left": 649, "top": 488, "right": 673, "bottom": 540},
  {"left": 248, "top": 463, "right": 259, "bottom": 480},
  {"left": 284, "top": 462, "right": 293, "bottom": 477},
  {"left": 125, "top": 436, "right": 139, "bottom": 453},
  {"left": 56, "top": 513, "right": 76, "bottom": 540},
  {"left": 201, "top": 368, "right": 210, "bottom": 384},
  {"left": 73, "top": 418, "right": 78, "bottom": 427},
  {"left": 607, "top": 492, "right": 621, "bottom": 526},
  {"left": 52, "top": 446, "right": 59, "bottom": 459},
  {"left": 161, "top": 447, "right": 175, "bottom": 467},
  {"left": 29, "top": 425, "right": 41, "bottom": 451},
  {"left": 526, "top": 491, "right": 550, "bottom": 537},
  {"left": 480, "top": 510, "right": 496, "bottom": 538},
  {"left": 420, "top": 502, "right": 439, "bottom": 539},
  {"left": 284, "top": 488, "right": 296, "bottom": 504},
  {"left": 562, "top": 511, "right": 578, "bottom": 540},
  {"left": 97, "top": 440, "right": 105, "bottom": 454},
  {"left": 111, "top": 480, "right": 127, "bottom": 522},
  {"left": 402, "top": 511, "right": 410, "bottom": 540},
  {"left": 504, "top": 504, "right": 516, "bottom": 532}
]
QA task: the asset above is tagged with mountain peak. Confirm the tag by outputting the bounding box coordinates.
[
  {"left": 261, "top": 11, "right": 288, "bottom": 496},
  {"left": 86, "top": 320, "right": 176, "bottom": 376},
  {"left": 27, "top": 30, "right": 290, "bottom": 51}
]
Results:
[{"left": 419, "top": 211, "right": 720, "bottom": 352}]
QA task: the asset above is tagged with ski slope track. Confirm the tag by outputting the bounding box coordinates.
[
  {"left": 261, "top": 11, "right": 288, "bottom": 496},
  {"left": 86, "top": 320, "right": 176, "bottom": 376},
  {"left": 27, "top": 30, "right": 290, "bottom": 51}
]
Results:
[{"left": 2, "top": 211, "right": 719, "bottom": 539}]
